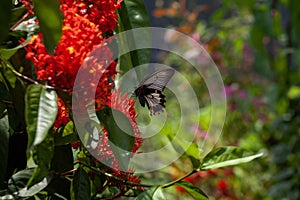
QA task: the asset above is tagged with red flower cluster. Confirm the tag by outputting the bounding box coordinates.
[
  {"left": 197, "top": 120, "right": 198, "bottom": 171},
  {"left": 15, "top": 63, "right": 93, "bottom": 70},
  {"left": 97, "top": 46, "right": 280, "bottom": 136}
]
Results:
[
  {"left": 22, "top": 0, "right": 121, "bottom": 123},
  {"left": 22, "top": 0, "right": 143, "bottom": 186}
]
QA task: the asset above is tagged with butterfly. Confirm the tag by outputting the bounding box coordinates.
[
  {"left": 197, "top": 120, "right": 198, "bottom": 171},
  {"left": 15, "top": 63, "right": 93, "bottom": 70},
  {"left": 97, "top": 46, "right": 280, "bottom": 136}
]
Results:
[{"left": 134, "top": 68, "right": 175, "bottom": 115}]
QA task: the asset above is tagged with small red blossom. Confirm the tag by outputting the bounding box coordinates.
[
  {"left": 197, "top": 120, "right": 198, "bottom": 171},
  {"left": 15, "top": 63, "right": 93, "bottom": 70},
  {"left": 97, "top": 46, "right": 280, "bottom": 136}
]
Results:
[
  {"left": 217, "top": 180, "right": 228, "bottom": 192},
  {"left": 71, "top": 141, "right": 80, "bottom": 150}
]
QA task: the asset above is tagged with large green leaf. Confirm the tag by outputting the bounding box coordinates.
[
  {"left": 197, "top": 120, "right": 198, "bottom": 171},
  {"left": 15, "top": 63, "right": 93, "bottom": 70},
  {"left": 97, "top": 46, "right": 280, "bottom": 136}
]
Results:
[
  {"left": 117, "top": 0, "right": 151, "bottom": 73},
  {"left": 73, "top": 167, "right": 90, "bottom": 200},
  {"left": 27, "top": 134, "right": 54, "bottom": 188},
  {"left": 0, "top": 0, "right": 12, "bottom": 43},
  {"left": 200, "top": 146, "right": 264, "bottom": 170},
  {"left": 0, "top": 114, "right": 9, "bottom": 184},
  {"left": 17, "top": 172, "right": 54, "bottom": 197},
  {"left": 175, "top": 181, "right": 208, "bottom": 200},
  {"left": 7, "top": 168, "right": 34, "bottom": 194},
  {"left": 32, "top": 0, "right": 63, "bottom": 54},
  {"left": 25, "top": 84, "right": 58, "bottom": 150},
  {"left": 97, "top": 106, "right": 135, "bottom": 171},
  {"left": 135, "top": 186, "right": 165, "bottom": 200},
  {"left": 5, "top": 168, "right": 53, "bottom": 198}
]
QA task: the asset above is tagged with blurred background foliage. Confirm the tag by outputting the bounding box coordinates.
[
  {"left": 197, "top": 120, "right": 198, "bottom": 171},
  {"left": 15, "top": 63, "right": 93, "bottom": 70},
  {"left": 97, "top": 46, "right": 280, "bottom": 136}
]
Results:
[{"left": 143, "top": 0, "right": 300, "bottom": 199}]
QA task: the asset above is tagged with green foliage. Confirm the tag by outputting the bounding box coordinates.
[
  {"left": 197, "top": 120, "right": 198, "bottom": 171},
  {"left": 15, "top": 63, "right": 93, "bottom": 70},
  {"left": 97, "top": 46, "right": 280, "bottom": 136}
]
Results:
[
  {"left": 32, "top": 0, "right": 63, "bottom": 54},
  {"left": 135, "top": 186, "right": 164, "bottom": 200},
  {"left": 25, "top": 84, "right": 58, "bottom": 150},
  {"left": 174, "top": 181, "right": 208, "bottom": 200},
  {"left": 200, "top": 146, "right": 263, "bottom": 170},
  {"left": 73, "top": 167, "right": 90, "bottom": 200},
  {"left": 97, "top": 106, "right": 135, "bottom": 171},
  {"left": 117, "top": 0, "right": 151, "bottom": 73}
]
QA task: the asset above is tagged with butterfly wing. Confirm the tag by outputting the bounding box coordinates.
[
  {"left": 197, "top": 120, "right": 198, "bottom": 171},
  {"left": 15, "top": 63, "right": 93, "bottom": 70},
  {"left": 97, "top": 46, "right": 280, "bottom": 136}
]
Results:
[
  {"left": 143, "top": 89, "right": 166, "bottom": 115},
  {"left": 135, "top": 69, "right": 174, "bottom": 115},
  {"left": 139, "top": 68, "right": 175, "bottom": 91}
]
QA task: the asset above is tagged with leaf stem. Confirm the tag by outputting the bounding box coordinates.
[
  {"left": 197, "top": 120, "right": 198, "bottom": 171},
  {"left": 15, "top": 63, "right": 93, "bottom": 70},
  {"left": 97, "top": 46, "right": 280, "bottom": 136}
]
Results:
[{"left": 162, "top": 169, "right": 198, "bottom": 188}]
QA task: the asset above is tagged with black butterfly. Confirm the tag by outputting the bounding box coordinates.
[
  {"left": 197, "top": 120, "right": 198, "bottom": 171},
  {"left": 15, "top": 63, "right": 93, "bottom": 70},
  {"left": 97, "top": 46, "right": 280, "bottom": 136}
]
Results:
[{"left": 134, "top": 68, "right": 175, "bottom": 115}]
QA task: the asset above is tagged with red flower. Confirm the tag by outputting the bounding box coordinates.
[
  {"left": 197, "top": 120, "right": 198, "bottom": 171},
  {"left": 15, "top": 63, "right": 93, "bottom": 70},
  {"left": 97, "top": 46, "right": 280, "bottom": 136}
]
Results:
[
  {"left": 217, "top": 180, "right": 228, "bottom": 195},
  {"left": 22, "top": 0, "right": 120, "bottom": 92}
]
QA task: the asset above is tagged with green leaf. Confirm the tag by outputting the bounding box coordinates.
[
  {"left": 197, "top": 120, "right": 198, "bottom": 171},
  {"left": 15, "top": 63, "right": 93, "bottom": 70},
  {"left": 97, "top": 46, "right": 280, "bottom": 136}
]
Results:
[
  {"left": 119, "top": 0, "right": 150, "bottom": 29},
  {"left": 0, "top": 114, "right": 9, "bottom": 184},
  {"left": 54, "top": 122, "right": 78, "bottom": 146},
  {"left": 117, "top": 0, "right": 151, "bottom": 73},
  {"left": 97, "top": 106, "right": 135, "bottom": 171},
  {"left": 185, "top": 143, "right": 201, "bottom": 169},
  {"left": 73, "top": 167, "right": 91, "bottom": 200},
  {"left": 135, "top": 186, "right": 165, "bottom": 200},
  {"left": 0, "top": 0, "right": 12, "bottom": 43},
  {"left": 18, "top": 172, "right": 54, "bottom": 197},
  {"left": 7, "top": 168, "right": 34, "bottom": 193},
  {"left": 25, "top": 84, "right": 58, "bottom": 150},
  {"left": 10, "top": 6, "right": 27, "bottom": 25},
  {"left": 27, "top": 133, "right": 55, "bottom": 188},
  {"left": 6, "top": 169, "right": 53, "bottom": 198},
  {"left": 0, "top": 46, "right": 23, "bottom": 60},
  {"left": 175, "top": 181, "right": 208, "bottom": 200},
  {"left": 32, "top": 0, "right": 63, "bottom": 54},
  {"left": 200, "top": 146, "right": 264, "bottom": 170}
]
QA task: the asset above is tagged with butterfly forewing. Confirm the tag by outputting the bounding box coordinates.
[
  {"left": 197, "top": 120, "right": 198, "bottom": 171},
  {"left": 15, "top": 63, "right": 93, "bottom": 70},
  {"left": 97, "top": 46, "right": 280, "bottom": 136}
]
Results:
[
  {"left": 134, "top": 69, "right": 174, "bottom": 115},
  {"left": 139, "top": 69, "right": 175, "bottom": 91}
]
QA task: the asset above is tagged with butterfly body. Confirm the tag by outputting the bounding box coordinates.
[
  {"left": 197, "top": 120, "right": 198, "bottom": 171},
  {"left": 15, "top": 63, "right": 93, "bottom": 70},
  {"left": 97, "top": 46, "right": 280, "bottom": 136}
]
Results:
[{"left": 134, "top": 69, "right": 174, "bottom": 115}]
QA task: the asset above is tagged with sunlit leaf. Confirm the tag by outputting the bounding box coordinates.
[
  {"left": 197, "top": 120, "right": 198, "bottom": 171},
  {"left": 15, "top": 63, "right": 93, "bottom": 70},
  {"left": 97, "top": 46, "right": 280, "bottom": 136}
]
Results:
[
  {"left": 25, "top": 84, "right": 58, "bottom": 150},
  {"left": 135, "top": 186, "right": 164, "bottom": 200},
  {"left": 200, "top": 146, "right": 264, "bottom": 170},
  {"left": 175, "top": 181, "right": 208, "bottom": 200},
  {"left": 5, "top": 168, "right": 53, "bottom": 198},
  {"left": 18, "top": 172, "right": 54, "bottom": 197},
  {"left": 7, "top": 168, "right": 34, "bottom": 193}
]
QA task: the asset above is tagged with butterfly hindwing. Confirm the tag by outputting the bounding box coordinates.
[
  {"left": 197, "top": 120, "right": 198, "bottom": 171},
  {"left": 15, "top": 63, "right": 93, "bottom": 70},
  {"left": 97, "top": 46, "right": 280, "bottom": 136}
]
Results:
[{"left": 134, "top": 69, "right": 174, "bottom": 115}]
